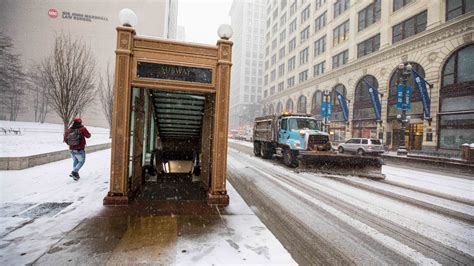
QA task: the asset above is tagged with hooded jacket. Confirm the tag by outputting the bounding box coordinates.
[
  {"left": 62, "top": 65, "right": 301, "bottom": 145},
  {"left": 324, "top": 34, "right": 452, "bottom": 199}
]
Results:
[{"left": 64, "top": 122, "right": 91, "bottom": 150}]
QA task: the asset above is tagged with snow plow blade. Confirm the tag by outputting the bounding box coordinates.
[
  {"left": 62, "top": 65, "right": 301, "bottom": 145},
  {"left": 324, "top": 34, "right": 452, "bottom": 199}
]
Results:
[{"left": 297, "top": 152, "right": 385, "bottom": 180}]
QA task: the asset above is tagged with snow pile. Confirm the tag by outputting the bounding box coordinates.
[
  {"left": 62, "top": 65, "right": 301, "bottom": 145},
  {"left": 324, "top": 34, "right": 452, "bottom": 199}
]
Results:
[{"left": 0, "top": 121, "right": 111, "bottom": 157}]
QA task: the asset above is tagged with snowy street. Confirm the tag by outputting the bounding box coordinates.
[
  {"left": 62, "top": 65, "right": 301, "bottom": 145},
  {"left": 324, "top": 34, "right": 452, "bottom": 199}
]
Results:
[{"left": 228, "top": 139, "right": 474, "bottom": 265}]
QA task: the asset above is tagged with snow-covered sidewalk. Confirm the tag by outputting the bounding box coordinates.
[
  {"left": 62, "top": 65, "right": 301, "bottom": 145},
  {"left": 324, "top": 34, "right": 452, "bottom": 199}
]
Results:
[
  {"left": 0, "top": 149, "right": 295, "bottom": 265},
  {"left": 0, "top": 121, "right": 111, "bottom": 157}
]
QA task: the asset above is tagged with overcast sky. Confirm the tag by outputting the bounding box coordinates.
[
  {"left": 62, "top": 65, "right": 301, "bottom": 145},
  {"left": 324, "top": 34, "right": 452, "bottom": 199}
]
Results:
[{"left": 178, "top": 0, "right": 233, "bottom": 45}]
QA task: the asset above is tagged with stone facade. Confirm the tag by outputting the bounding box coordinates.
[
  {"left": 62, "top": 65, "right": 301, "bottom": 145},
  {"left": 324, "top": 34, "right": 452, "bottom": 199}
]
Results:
[{"left": 262, "top": 0, "right": 474, "bottom": 151}]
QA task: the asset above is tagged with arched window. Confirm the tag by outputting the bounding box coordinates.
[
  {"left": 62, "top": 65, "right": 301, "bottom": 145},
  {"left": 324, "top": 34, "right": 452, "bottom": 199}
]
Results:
[
  {"left": 311, "top": 91, "right": 323, "bottom": 116},
  {"left": 387, "top": 62, "right": 425, "bottom": 118},
  {"left": 331, "top": 84, "right": 347, "bottom": 121},
  {"left": 268, "top": 104, "right": 275, "bottom": 115},
  {"left": 297, "top": 95, "right": 307, "bottom": 113},
  {"left": 439, "top": 44, "right": 474, "bottom": 150},
  {"left": 353, "top": 75, "right": 379, "bottom": 120},
  {"left": 285, "top": 99, "right": 294, "bottom": 112},
  {"left": 276, "top": 102, "right": 283, "bottom": 113}
]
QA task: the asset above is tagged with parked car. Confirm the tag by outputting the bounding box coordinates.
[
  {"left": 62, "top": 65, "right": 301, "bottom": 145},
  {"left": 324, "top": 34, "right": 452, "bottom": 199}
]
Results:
[{"left": 337, "top": 138, "right": 384, "bottom": 156}]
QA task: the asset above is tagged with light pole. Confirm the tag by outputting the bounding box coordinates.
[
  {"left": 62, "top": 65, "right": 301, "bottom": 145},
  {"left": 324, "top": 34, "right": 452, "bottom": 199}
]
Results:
[
  {"left": 323, "top": 90, "right": 330, "bottom": 133},
  {"left": 397, "top": 63, "right": 412, "bottom": 155}
]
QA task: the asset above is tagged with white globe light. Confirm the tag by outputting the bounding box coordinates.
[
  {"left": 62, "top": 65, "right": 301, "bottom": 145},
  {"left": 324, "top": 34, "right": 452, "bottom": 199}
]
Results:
[
  {"left": 119, "top": 8, "right": 138, "bottom": 27},
  {"left": 218, "top": 24, "right": 233, "bottom": 39}
]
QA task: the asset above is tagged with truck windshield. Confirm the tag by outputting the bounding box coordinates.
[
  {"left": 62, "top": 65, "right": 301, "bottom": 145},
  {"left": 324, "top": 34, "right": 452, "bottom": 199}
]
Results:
[{"left": 288, "top": 118, "right": 319, "bottom": 130}]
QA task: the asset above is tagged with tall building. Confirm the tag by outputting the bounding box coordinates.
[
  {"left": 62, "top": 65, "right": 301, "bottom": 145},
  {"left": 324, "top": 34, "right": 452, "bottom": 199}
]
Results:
[
  {"left": 229, "top": 0, "right": 266, "bottom": 130},
  {"left": 262, "top": 0, "right": 473, "bottom": 153},
  {"left": 0, "top": 0, "right": 178, "bottom": 127}
]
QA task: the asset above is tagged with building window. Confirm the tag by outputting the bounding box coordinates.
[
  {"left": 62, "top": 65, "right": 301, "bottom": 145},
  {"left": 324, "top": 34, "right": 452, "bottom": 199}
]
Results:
[
  {"left": 314, "top": 11, "right": 327, "bottom": 33},
  {"left": 313, "top": 61, "right": 325, "bottom": 77},
  {"left": 290, "top": 1, "right": 298, "bottom": 16},
  {"left": 311, "top": 90, "right": 323, "bottom": 116},
  {"left": 281, "top": 0, "right": 287, "bottom": 9},
  {"left": 439, "top": 45, "right": 474, "bottom": 149},
  {"left": 393, "top": 0, "right": 413, "bottom": 11},
  {"left": 273, "top": 8, "right": 279, "bottom": 20},
  {"left": 265, "top": 46, "right": 270, "bottom": 56},
  {"left": 332, "top": 49, "right": 348, "bottom": 69},
  {"left": 271, "top": 69, "right": 276, "bottom": 81},
  {"left": 289, "top": 19, "right": 297, "bottom": 34},
  {"left": 357, "top": 34, "right": 380, "bottom": 58},
  {"left": 446, "top": 0, "right": 474, "bottom": 21},
  {"left": 266, "top": 18, "right": 271, "bottom": 28},
  {"left": 272, "top": 23, "right": 278, "bottom": 34},
  {"left": 279, "top": 47, "right": 286, "bottom": 60},
  {"left": 301, "top": 5, "right": 311, "bottom": 24},
  {"left": 299, "top": 47, "right": 309, "bottom": 65},
  {"left": 280, "top": 29, "right": 287, "bottom": 43},
  {"left": 265, "top": 60, "right": 269, "bottom": 70},
  {"left": 300, "top": 26, "right": 310, "bottom": 43},
  {"left": 289, "top": 37, "right": 297, "bottom": 52},
  {"left": 297, "top": 95, "right": 307, "bottom": 113},
  {"left": 278, "top": 63, "right": 285, "bottom": 77},
  {"left": 358, "top": 0, "right": 381, "bottom": 31},
  {"left": 278, "top": 82, "right": 285, "bottom": 92},
  {"left": 314, "top": 35, "right": 326, "bottom": 56},
  {"left": 286, "top": 98, "right": 294, "bottom": 112},
  {"left": 288, "top": 56, "right": 296, "bottom": 71},
  {"left": 277, "top": 102, "right": 283, "bottom": 113},
  {"left": 272, "top": 38, "right": 278, "bottom": 50},
  {"left": 392, "top": 11, "right": 427, "bottom": 43},
  {"left": 270, "top": 86, "right": 275, "bottom": 95},
  {"left": 264, "top": 74, "right": 268, "bottom": 85},
  {"left": 264, "top": 90, "right": 268, "bottom": 98},
  {"left": 299, "top": 69, "right": 309, "bottom": 83},
  {"left": 287, "top": 76, "right": 295, "bottom": 88},
  {"left": 271, "top": 54, "right": 277, "bottom": 65},
  {"left": 315, "top": 0, "right": 326, "bottom": 10},
  {"left": 280, "top": 12, "right": 287, "bottom": 25},
  {"left": 334, "top": 0, "right": 350, "bottom": 18},
  {"left": 333, "top": 20, "right": 350, "bottom": 46}
]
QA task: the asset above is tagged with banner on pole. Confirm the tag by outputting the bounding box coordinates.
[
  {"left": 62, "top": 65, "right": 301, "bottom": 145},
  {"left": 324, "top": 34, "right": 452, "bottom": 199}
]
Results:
[
  {"left": 336, "top": 91, "right": 349, "bottom": 121},
  {"left": 364, "top": 79, "right": 382, "bottom": 121},
  {"left": 406, "top": 85, "right": 412, "bottom": 112},
  {"left": 327, "top": 102, "right": 332, "bottom": 117},
  {"left": 397, "top": 84, "right": 403, "bottom": 110},
  {"left": 412, "top": 69, "right": 431, "bottom": 118},
  {"left": 321, "top": 101, "right": 326, "bottom": 117}
]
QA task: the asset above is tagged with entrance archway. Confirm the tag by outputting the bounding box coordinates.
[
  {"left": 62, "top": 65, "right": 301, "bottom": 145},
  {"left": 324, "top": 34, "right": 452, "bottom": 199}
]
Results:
[
  {"left": 330, "top": 84, "right": 347, "bottom": 142},
  {"left": 104, "top": 26, "right": 232, "bottom": 206},
  {"left": 352, "top": 75, "right": 379, "bottom": 138}
]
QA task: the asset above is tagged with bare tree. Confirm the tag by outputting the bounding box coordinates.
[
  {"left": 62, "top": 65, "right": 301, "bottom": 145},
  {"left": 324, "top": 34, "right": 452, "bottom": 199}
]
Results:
[
  {"left": 0, "top": 31, "right": 24, "bottom": 121},
  {"left": 38, "top": 32, "right": 97, "bottom": 131},
  {"left": 99, "top": 63, "right": 114, "bottom": 138},
  {"left": 26, "top": 66, "right": 49, "bottom": 123}
]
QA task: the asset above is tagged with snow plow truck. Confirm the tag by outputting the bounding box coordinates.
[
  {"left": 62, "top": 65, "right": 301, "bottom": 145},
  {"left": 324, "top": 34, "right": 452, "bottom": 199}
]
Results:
[{"left": 253, "top": 112, "right": 385, "bottom": 179}]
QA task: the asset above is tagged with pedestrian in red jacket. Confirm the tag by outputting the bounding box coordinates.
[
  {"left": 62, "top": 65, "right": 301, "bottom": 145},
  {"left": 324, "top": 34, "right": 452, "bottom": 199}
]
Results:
[{"left": 64, "top": 118, "right": 91, "bottom": 181}]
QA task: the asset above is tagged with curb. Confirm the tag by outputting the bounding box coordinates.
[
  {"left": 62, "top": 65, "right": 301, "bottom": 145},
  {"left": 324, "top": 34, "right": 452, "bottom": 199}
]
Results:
[
  {"left": 382, "top": 154, "right": 474, "bottom": 176},
  {"left": 0, "top": 143, "right": 111, "bottom": 170}
]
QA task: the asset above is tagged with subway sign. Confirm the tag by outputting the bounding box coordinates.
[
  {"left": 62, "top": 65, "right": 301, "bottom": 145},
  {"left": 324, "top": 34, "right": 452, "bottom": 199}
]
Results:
[{"left": 137, "top": 62, "right": 213, "bottom": 84}]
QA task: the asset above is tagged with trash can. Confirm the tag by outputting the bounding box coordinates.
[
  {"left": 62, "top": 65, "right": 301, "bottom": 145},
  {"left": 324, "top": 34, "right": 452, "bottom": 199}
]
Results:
[{"left": 461, "top": 143, "right": 474, "bottom": 163}]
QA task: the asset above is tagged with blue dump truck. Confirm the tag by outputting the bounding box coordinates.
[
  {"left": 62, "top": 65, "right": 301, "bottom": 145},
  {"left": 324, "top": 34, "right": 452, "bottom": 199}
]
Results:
[{"left": 253, "top": 112, "right": 385, "bottom": 179}]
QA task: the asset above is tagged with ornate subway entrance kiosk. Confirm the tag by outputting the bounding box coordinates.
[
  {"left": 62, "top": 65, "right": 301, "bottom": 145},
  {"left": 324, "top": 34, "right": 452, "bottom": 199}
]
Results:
[{"left": 104, "top": 25, "right": 233, "bottom": 206}]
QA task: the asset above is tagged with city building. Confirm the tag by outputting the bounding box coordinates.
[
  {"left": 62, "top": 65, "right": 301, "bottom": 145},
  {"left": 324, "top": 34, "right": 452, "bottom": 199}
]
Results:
[
  {"left": 229, "top": 0, "right": 266, "bottom": 130},
  {"left": 0, "top": 0, "right": 178, "bottom": 127},
  {"left": 262, "top": 0, "right": 473, "bottom": 153}
]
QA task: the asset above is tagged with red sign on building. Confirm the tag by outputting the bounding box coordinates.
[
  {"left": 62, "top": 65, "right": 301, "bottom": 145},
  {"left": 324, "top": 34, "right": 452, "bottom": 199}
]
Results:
[{"left": 48, "top": 8, "right": 58, "bottom": 18}]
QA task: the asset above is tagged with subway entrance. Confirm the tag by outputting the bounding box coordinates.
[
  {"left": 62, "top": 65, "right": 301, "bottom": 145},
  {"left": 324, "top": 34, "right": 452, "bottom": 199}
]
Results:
[{"left": 104, "top": 25, "right": 232, "bottom": 206}]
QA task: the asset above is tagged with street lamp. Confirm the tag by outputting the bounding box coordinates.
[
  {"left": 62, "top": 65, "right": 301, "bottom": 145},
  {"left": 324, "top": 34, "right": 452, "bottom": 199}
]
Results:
[
  {"left": 119, "top": 8, "right": 138, "bottom": 27},
  {"left": 397, "top": 63, "right": 412, "bottom": 155},
  {"left": 323, "top": 90, "right": 330, "bottom": 133}
]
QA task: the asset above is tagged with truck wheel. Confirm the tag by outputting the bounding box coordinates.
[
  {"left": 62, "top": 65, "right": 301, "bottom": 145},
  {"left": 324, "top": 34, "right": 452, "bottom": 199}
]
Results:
[
  {"left": 261, "top": 143, "right": 272, "bottom": 159},
  {"left": 338, "top": 146, "right": 344, "bottom": 153},
  {"left": 357, "top": 149, "right": 364, "bottom": 156},
  {"left": 283, "top": 148, "right": 297, "bottom": 167},
  {"left": 254, "top": 142, "right": 261, "bottom": 157}
]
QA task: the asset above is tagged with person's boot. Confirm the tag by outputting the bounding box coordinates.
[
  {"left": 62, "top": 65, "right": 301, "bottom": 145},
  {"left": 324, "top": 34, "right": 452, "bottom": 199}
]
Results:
[{"left": 70, "top": 171, "right": 79, "bottom": 181}]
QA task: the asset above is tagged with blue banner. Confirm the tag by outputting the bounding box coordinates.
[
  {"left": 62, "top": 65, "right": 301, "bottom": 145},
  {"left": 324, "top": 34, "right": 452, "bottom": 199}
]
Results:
[
  {"left": 397, "top": 84, "right": 403, "bottom": 110},
  {"left": 327, "top": 102, "right": 332, "bottom": 117},
  {"left": 364, "top": 79, "right": 382, "bottom": 121},
  {"left": 321, "top": 101, "right": 326, "bottom": 117},
  {"left": 406, "top": 85, "right": 412, "bottom": 112},
  {"left": 412, "top": 69, "right": 431, "bottom": 118},
  {"left": 336, "top": 91, "right": 349, "bottom": 121}
]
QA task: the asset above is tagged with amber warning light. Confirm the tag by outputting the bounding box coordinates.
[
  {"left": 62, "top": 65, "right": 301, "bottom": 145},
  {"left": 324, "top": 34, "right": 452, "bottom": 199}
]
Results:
[{"left": 48, "top": 8, "right": 58, "bottom": 18}]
